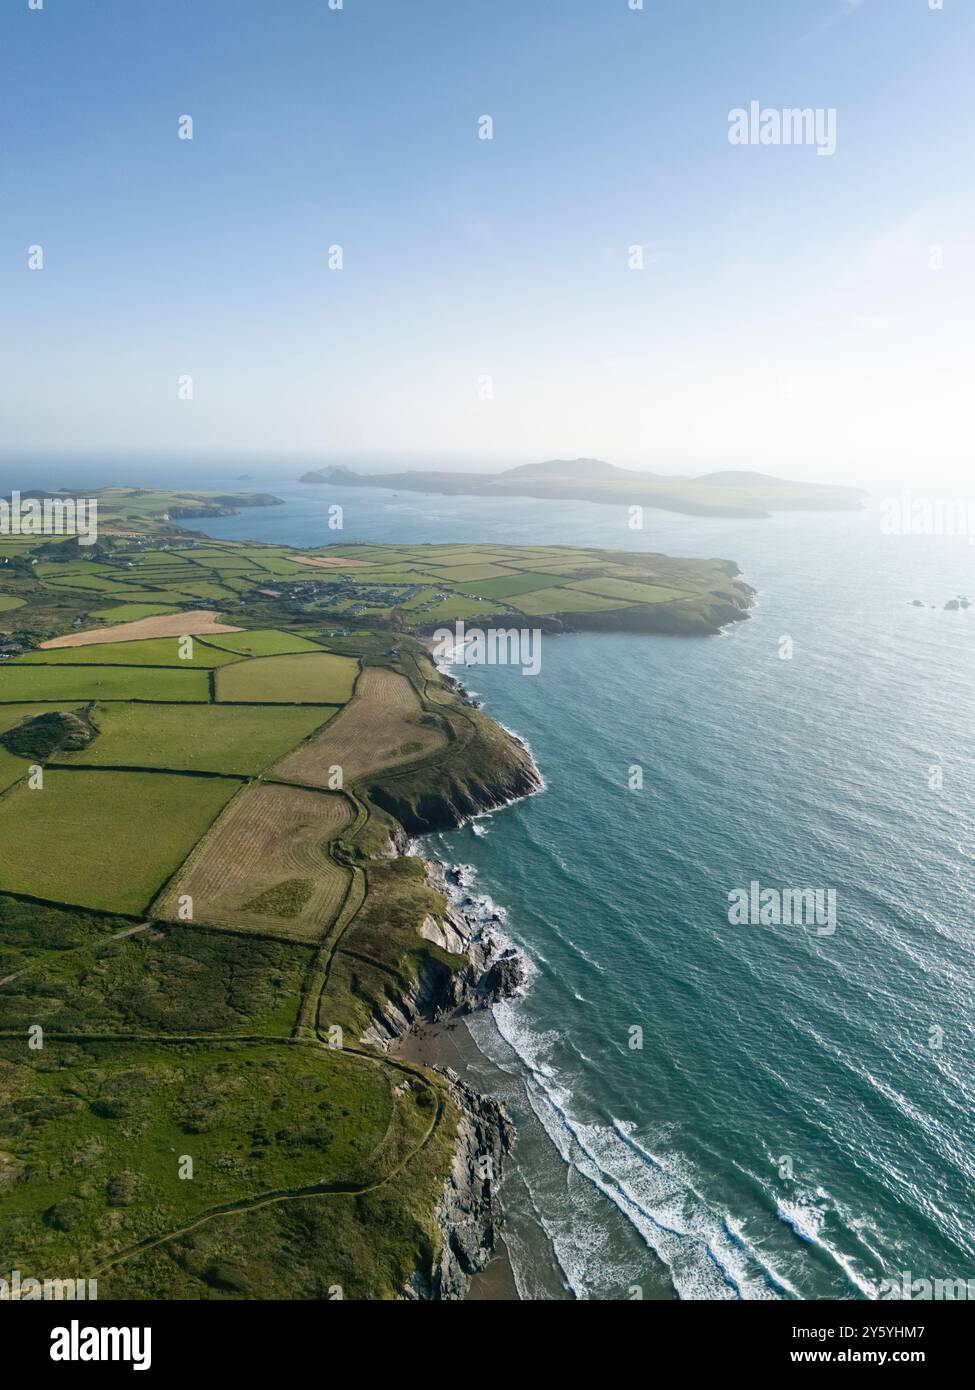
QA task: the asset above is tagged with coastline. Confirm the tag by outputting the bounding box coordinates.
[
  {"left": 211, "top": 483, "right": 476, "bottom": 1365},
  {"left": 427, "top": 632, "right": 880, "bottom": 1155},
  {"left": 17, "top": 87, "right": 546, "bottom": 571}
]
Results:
[
  {"left": 376, "top": 848, "right": 543, "bottom": 1299},
  {"left": 360, "top": 654, "right": 552, "bottom": 1299}
]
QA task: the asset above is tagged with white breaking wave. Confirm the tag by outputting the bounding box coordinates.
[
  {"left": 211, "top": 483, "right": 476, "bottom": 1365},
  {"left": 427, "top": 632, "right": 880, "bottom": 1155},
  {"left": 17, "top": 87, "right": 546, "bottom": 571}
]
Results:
[{"left": 492, "top": 999, "right": 788, "bottom": 1300}]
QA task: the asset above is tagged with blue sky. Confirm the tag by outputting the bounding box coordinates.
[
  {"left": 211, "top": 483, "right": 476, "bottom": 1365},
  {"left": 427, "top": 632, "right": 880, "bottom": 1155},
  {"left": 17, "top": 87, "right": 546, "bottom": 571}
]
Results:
[{"left": 1, "top": 0, "right": 971, "bottom": 483}]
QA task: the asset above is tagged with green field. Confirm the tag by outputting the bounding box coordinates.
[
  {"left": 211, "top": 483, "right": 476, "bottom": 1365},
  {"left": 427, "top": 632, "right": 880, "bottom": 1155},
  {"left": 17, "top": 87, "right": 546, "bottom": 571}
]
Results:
[
  {"left": 0, "top": 897, "right": 312, "bottom": 1037},
  {"left": 0, "top": 1037, "right": 436, "bottom": 1297},
  {"left": 16, "top": 637, "right": 243, "bottom": 667},
  {"left": 215, "top": 651, "right": 358, "bottom": 704},
  {"left": 89, "top": 603, "right": 181, "bottom": 623},
  {"left": 58, "top": 701, "right": 335, "bottom": 774},
  {"left": 566, "top": 576, "right": 695, "bottom": 603},
  {"left": 508, "top": 586, "right": 635, "bottom": 615},
  {"left": 0, "top": 664, "right": 210, "bottom": 702},
  {"left": 0, "top": 768, "right": 240, "bottom": 913},
  {"left": 200, "top": 629, "right": 327, "bottom": 657},
  {"left": 454, "top": 571, "right": 564, "bottom": 599},
  {"left": 0, "top": 595, "right": 26, "bottom": 612}
]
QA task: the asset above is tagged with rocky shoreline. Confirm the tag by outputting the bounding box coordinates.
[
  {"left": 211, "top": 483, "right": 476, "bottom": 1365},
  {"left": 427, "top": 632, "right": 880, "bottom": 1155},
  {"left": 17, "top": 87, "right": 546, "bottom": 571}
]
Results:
[
  {"left": 361, "top": 855, "right": 531, "bottom": 1299},
  {"left": 360, "top": 703, "right": 542, "bottom": 1298},
  {"left": 339, "top": 641, "right": 546, "bottom": 1298}
]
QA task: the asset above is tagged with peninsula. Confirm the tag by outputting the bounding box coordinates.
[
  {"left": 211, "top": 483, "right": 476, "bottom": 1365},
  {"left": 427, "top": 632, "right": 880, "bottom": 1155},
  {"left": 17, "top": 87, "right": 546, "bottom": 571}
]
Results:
[{"left": 0, "top": 487, "right": 752, "bottom": 1299}]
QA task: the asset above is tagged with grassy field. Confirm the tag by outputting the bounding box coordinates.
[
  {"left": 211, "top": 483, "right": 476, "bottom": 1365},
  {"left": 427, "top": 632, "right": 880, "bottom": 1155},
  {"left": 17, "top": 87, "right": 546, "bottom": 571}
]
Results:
[
  {"left": 215, "top": 651, "right": 358, "bottom": 704},
  {"left": 0, "top": 896, "right": 311, "bottom": 1037},
  {"left": 200, "top": 629, "right": 327, "bottom": 657},
  {"left": 566, "top": 575, "right": 695, "bottom": 603},
  {"left": 17, "top": 637, "right": 243, "bottom": 667},
  {"left": 0, "top": 769, "right": 241, "bottom": 913},
  {"left": 0, "top": 1038, "right": 424, "bottom": 1285},
  {"left": 509, "top": 586, "right": 635, "bottom": 615},
  {"left": 89, "top": 603, "right": 182, "bottom": 623},
  {"left": 0, "top": 664, "right": 211, "bottom": 702},
  {"left": 56, "top": 702, "right": 335, "bottom": 775},
  {"left": 155, "top": 783, "right": 352, "bottom": 942}
]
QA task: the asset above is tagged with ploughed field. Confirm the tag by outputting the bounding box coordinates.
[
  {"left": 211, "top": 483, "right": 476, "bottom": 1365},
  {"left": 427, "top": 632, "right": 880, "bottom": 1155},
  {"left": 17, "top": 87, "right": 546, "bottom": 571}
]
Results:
[
  {"left": 154, "top": 783, "right": 353, "bottom": 943},
  {"left": 272, "top": 666, "right": 448, "bottom": 787}
]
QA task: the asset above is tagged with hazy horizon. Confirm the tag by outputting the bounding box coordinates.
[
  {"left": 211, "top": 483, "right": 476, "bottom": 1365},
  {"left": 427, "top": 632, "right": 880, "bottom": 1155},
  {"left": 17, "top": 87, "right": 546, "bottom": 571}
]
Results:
[{"left": 3, "top": 449, "right": 974, "bottom": 497}]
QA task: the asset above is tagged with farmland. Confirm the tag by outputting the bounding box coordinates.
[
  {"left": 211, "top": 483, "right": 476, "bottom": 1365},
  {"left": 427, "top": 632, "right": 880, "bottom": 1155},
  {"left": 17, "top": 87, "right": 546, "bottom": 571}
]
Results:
[
  {"left": 3, "top": 484, "right": 751, "bottom": 639},
  {"left": 0, "top": 663, "right": 210, "bottom": 702},
  {"left": 18, "top": 636, "right": 243, "bottom": 666},
  {"left": 0, "top": 769, "right": 240, "bottom": 914},
  {"left": 155, "top": 783, "right": 353, "bottom": 943},
  {"left": 56, "top": 702, "right": 335, "bottom": 775},
  {"left": 272, "top": 667, "right": 448, "bottom": 787},
  {"left": 215, "top": 651, "right": 359, "bottom": 704}
]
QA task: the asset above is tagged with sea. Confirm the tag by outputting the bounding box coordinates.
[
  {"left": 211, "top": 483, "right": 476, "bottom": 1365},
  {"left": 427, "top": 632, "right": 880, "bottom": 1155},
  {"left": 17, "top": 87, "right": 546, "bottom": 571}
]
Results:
[{"left": 9, "top": 460, "right": 974, "bottom": 1300}]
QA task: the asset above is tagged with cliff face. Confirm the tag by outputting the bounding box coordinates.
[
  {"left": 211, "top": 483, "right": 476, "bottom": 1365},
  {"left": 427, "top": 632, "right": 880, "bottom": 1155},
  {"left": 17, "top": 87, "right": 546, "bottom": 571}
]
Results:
[
  {"left": 361, "top": 857, "right": 525, "bottom": 1035},
  {"left": 407, "top": 1072, "right": 515, "bottom": 1300},
  {"left": 362, "top": 871, "right": 522, "bottom": 1301},
  {"left": 368, "top": 755, "right": 541, "bottom": 836},
  {"left": 352, "top": 666, "right": 540, "bottom": 1297},
  {"left": 367, "top": 705, "right": 544, "bottom": 837}
]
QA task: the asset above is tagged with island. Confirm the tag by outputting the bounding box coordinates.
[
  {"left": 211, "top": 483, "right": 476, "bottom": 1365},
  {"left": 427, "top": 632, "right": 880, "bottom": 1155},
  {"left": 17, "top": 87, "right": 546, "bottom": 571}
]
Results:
[
  {"left": 299, "top": 458, "right": 866, "bottom": 519},
  {"left": 0, "top": 488, "right": 753, "bottom": 1299}
]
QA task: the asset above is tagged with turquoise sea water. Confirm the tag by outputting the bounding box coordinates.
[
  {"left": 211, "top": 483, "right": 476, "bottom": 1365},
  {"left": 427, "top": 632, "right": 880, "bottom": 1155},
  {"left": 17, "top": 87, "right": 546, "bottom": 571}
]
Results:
[
  {"left": 199, "top": 481, "right": 975, "bottom": 1301},
  {"left": 19, "top": 465, "right": 971, "bottom": 1300}
]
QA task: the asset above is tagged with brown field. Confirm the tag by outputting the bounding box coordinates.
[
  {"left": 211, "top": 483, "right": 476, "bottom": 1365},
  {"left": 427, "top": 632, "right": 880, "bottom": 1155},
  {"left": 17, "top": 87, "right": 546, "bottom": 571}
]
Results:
[
  {"left": 41, "top": 609, "right": 241, "bottom": 649},
  {"left": 286, "top": 554, "right": 371, "bottom": 569},
  {"left": 271, "top": 666, "right": 447, "bottom": 788},
  {"left": 155, "top": 783, "right": 352, "bottom": 942}
]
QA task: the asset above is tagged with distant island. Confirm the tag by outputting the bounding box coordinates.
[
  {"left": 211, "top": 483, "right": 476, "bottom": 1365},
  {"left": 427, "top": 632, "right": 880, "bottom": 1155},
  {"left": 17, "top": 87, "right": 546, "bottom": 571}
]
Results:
[{"left": 299, "top": 458, "right": 865, "bottom": 519}]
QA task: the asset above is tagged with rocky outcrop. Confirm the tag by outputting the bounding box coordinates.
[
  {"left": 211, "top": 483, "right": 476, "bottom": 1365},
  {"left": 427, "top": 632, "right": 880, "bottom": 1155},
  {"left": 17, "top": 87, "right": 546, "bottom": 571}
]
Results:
[
  {"left": 405, "top": 1071, "right": 514, "bottom": 1300},
  {"left": 0, "top": 708, "right": 97, "bottom": 760},
  {"left": 368, "top": 760, "right": 541, "bottom": 836},
  {"left": 357, "top": 854, "right": 525, "bottom": 1301},
  {"left": 366, "top": 714, "right": 544, "bottom": 838},
  {"left": 361, "top": 860, "right": 527, "bottom": 1047}
]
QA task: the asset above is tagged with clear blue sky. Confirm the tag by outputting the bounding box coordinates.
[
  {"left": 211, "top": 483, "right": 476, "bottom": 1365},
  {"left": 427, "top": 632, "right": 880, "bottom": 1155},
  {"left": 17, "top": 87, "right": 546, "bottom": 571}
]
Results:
[{"left": 1, "top": 0, "right": 971, "bottom": 483}]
